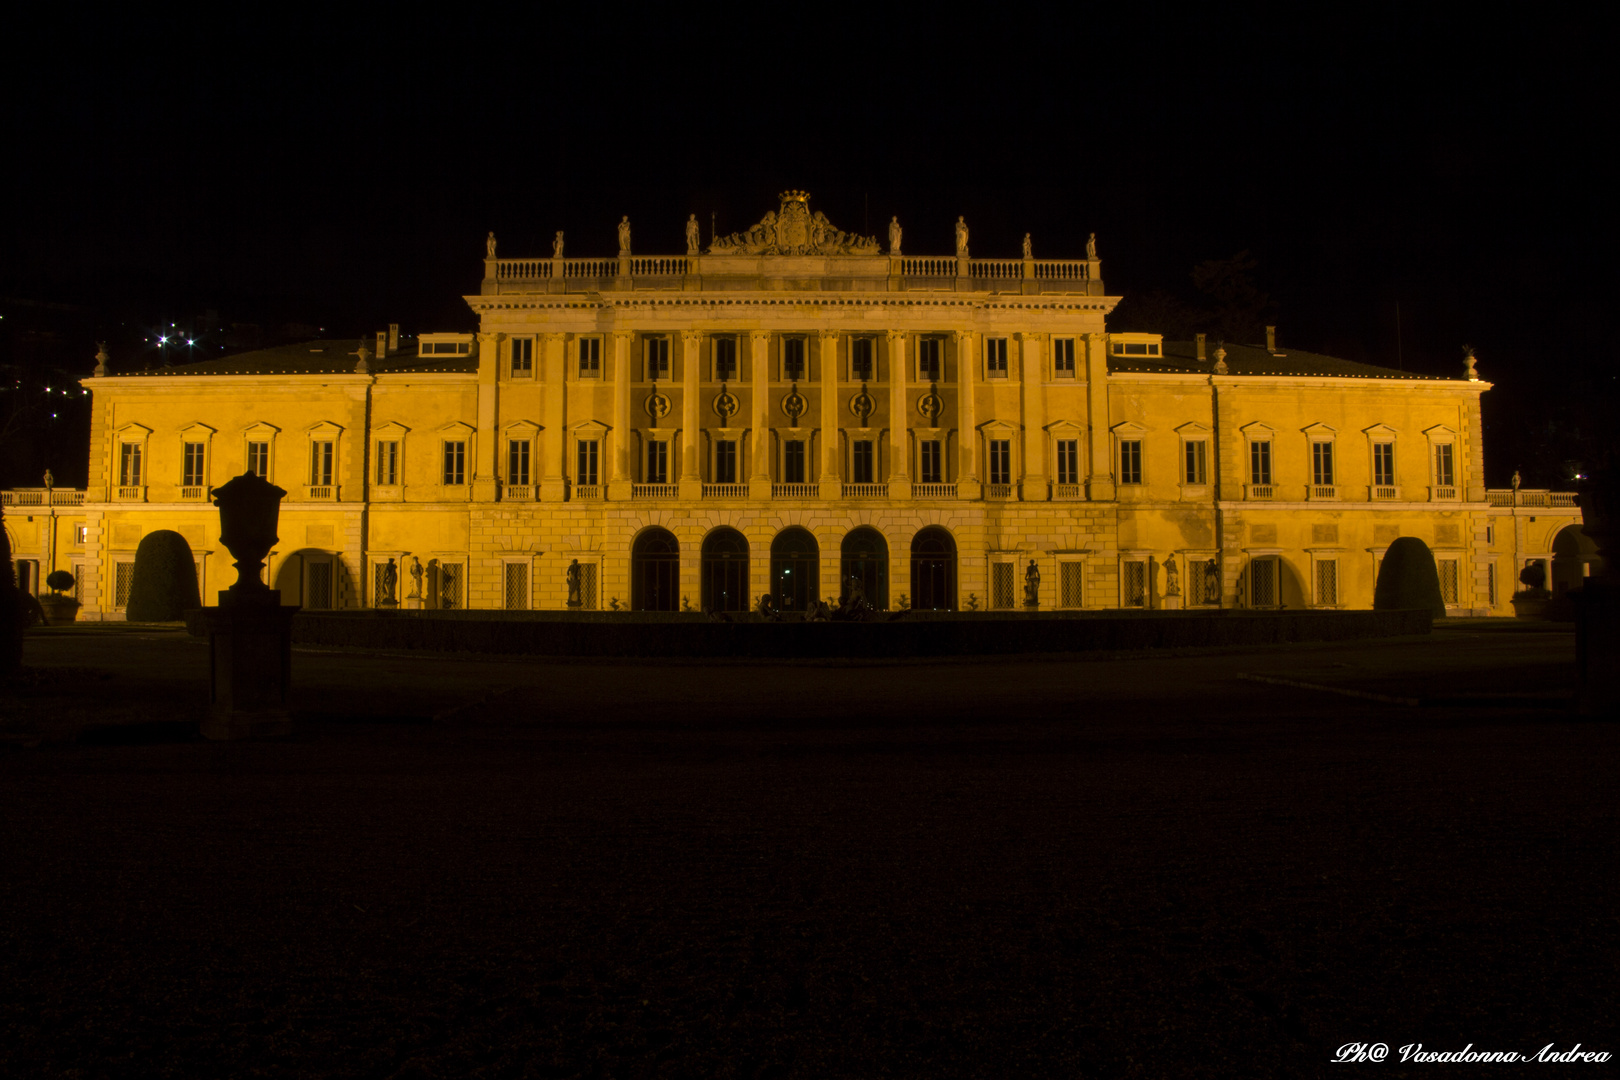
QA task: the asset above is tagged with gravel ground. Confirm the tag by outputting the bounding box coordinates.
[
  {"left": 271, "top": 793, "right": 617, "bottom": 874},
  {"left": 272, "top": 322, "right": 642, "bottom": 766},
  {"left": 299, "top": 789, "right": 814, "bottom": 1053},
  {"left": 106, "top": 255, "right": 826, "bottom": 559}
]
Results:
[{"left": 1, "top": 622, "right": 1613, "bottom": 1078}]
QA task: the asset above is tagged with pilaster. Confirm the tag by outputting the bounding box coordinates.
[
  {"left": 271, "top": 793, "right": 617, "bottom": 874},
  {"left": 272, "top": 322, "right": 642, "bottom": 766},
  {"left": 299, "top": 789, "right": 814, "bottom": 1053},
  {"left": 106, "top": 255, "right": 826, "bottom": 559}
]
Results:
[
  {"left": 818, "top": 331, "right": 842, "bottom": 499},
  {"left": 472, "top": 332, "right": 501, "bottom": 503},
  {"left": 749, "top": 331, "right": 773, "bottom": 498},
  {"left": 1083, "top": 333, "right": 1115, "bottom": 501},
  {"left": 540, "top": 333, "right": 567, "bottom": 501},
  {"left": 956, "top": 330, "right": 981, "bottom": 499},
  {"left": 607, "top": 331, "right": 633, "bottom": 500},
  {"left": 887, "top": 330, "right": 910, "bottom": 500},
  {"left": 1019, "top": 332, "right": 1047, "bottom": 500}
]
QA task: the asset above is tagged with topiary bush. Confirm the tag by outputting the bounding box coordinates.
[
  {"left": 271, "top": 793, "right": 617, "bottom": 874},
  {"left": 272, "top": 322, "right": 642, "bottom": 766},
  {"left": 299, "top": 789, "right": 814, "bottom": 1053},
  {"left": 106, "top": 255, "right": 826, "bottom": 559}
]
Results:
[
  {"left": 1373, "top": 536, "right": 1447, "bottom": 617},
  {"left": 126, "top": 530, "right": 201, "bottom": 622},
  {"left": 46, "top": 569, "right": 75, "bottom": 594}
]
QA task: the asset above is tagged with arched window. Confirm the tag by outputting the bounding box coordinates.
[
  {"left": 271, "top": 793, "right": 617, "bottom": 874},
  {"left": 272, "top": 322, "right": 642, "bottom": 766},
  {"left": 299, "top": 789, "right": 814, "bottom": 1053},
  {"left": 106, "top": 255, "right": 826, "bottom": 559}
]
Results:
[
  {"left": 840, "top": 526, "right": 889, "bottom": 610},
  {"left": 632, "top": 527, "right": 679, "bottom": 611},
  {"left": 701, "top": 527, "right": 749, "bottom": 613},
  {"left": 770, "top": 527, "right": 820, "bottom": 612},
  {"left": 910, "top": 526, "right": 957, "bottom": 610}
]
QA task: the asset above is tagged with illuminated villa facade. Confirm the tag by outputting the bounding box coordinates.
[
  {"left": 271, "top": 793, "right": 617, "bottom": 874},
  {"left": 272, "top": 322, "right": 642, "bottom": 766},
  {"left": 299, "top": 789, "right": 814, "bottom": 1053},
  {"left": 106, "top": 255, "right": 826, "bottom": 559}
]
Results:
[{"left": 3, "top": 193, "right": 1588, "bottom": 617}]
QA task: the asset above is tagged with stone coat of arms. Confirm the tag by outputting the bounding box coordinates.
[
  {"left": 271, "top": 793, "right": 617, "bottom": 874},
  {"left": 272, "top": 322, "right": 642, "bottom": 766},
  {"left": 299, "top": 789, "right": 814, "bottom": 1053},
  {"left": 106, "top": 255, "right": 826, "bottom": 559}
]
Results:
[{"left": 709, "top": 191, "right": 881, "bottom": 256}]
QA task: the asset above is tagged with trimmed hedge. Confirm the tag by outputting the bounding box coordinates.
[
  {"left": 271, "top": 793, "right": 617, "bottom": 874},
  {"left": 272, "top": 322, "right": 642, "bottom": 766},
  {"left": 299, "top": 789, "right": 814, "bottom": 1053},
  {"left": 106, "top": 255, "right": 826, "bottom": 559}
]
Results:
[
  {"left": 1373, "top": 536, "right": 1447, "bottom": 618},
  {"left": 127, "top": 530, "right": 202, "bottom": 622},
  {"left": 280, "top": 607, "right": 1433, "bottom": 659}
]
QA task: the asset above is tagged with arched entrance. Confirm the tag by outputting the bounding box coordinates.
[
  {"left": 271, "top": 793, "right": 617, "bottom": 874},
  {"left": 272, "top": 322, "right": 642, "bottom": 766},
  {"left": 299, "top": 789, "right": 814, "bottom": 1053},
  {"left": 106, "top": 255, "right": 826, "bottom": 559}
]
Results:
[
  {"left": 840, "top": 526, "right": 889, "bottom": 610},
  {"left": 701, "top": 527, "right": 749, "bottom": 613},
  {"left": 631, "top": 527, "right": 679, "bottom": 611},
  {"left": 910, "top": 526, "right": 956, "bottom": 610},
  {"left": 770, "top": 527, "right": 819, "bottom": 611},
  {"left": 1552, "top": 525, "right": 1599, "bottom": 595}
]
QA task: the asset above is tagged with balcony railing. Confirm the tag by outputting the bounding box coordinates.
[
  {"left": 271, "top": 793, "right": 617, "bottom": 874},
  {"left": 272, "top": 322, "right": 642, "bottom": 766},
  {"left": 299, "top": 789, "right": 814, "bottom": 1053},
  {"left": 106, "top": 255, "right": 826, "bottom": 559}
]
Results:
[
  {"left": 306, "top": 485, "right": 337, "bottom": 501},
  {"left": 502, "top": 484, "right": 533, "bottom": 502},
  {"left": 1370, "top": 485, "right": 1400, "bottom": 501},
  {"left": 1245, "top": 483, "right": 1274, "bottom": 500},
  {"left": 571, "top": 484, "right": 602, "bottom": 501},
  {"left": 632, "top": 483, "right": 679, "bottom": 499},
  {"left": 116, "top": 486, "right": 146, "bottom": 501},
  {"left": 1308, "top": 484, "right": 1338, "bottom": 501},
  {"left": 1051, "top": 483, "right": 1085, "bottom": 501},
  {"left": 983, "top": 483, "right": 1016, "bottom": 500},
  {"left": 772, "top": 483, "right": 817, "bottom": 498},
  {"left": 912, "top": 482, "right": 957, "bottom": 499},
  {"left": 179, "top": 485, "right": 207, "bottom": 501},
  {"left": 702, "top": 483, "right": 748, "bottom": 499},
  {"left": 1, "top": 489, "right": 85, "bottom": 506},
  {"left": 1485, "top": 489, "right": 1579, "bottom": 508},
  {"left": 897, "top": 256, "right": 956, "bottom": 276},
  {"left": 842, "top": 483, "right": 888, "bottom": 498},
  {"left": 1431, "top": 485, "right": 1458, "bottom": 501},
  {"left": 488, "top": 254, "right": 1096, "bottom": 293}
]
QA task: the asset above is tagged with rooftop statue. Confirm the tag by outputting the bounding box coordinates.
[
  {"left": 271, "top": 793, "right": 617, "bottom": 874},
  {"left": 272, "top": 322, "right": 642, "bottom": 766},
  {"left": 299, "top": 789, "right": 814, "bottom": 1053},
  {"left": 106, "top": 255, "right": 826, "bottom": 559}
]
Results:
[
  {"left": 685, "top": 214, "right": 700, "bottom": 256},
  {"left": 955, "top": 216, "right": 969, "bottom": 258},
  {"left": 709, "top": 192, "right": 881, "bottom": 256},
  {"left": 1086, "top": 232, "right": 1097, "bottom": 260},
  {"left": 889, "top": 216, "right": 902, "bottom": 255},
  {"left": 486, "top": 231, "right": 497, "bottom": 258},
  {"left": 553, "top": 231, "right": 565, "bottom": 258},
  {"left": 1022, "top": 233, "right": 1033, "bottom": 259},
  {"left": 618, "top": 216, "right": 632, "bottom": 255}
]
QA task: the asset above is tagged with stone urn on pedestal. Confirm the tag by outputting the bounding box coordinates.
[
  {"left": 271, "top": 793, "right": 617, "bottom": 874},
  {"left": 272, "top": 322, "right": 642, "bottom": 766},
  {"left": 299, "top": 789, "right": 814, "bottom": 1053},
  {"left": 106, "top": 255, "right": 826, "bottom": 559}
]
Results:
[{"left": 200, "top": 472, "right": 297, "bottom": 739}]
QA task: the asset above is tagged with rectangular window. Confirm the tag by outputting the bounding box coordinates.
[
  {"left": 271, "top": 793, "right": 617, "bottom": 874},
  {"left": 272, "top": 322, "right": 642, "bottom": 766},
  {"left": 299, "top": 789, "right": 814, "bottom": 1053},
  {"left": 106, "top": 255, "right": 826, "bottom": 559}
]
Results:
[
  {"left": 1373, "top": 442, "right": 1395, "bottom": 487},
  {"left": 442, "top": 441, "right": 465, "bottom": 486},
  {"left": 1250, "top": 557, "right": 1278, "bottom": 607},
  {"left": 1059, "top": 561, "right": 1084, "bottom": 607},
  {"left": 1438, "top": 558, "right": 1459, "bottom": 604},
  {"left": 1434, "top": 444, "right": 1455, "bottom": 487},
  {"left": 992, "top": 562, "right": 1016, "bottom": 609},
  {"left": 119, "top": 443, "right": 143, "bottom": 487},
  {"left": 376, "top": 441, "right": 398, "bottom": 485},
  {"left": 852, "top": 440, "right": 874, "bottom": 484},
  {"left": 714, "top": 336, "right": 737, "bottom": 381},
  {"left": 1053, "top": 337, "right": 1076, "bottom": 377},
  {"left": 715, "top": 440, "right": 737, "bottom": 484},
  {"left": 310, "top": 441, "right": 334, "bottom": 486},
  {"left": 1119, "top": 440, "right": 1142, "bottom": 486},
  {"left": 507, "top": 440, "right": 530, "bottom": 485},
  {"left": 851, "top": 337, "right": 874, "bottom": 381},
  {"left": 577, "top": 440, "right": 599, "bottom": 486},
  {"left": 917, "top": 338, "right": 942, "bottom": 382},
  {"left": 74, "top": 524, "right": 88, "bottom": 544},
  {"left": 919, "top": 440, "right": 942, "bottom": 484},
  {"left": 784, "top": 440, "right": 806, "bottom": 484},
  {"left": 435, "top": 562, "right": 462, "bottom": 609},
  {"left": 1250, "top": 440, "right": 1273, "bottom": 485},
  {"left": 578, "top": 336, "right": 601, "bottom": 377},
  {"left": 1192, "top": 557, "right": 1221, "bottom": 605},
  {"left": 986, "top": 337, "right": 1008, "bottom": 378},
  {"left": 1312, "top": 442, "right": 1335, "bottom": 486},
  {"left": 646, "top": 441, "right": 668, "bottom": 484},
  {"left": 510, "top": 337, "right": 533, "bottom": 377},
  {"left": 989, "top": 439, "right": 1012, "bottom": 485},
  {"left": 114, "top": 562, "right": 135, "bottom": 608},
  {"left": 307, "top": 560, "right": 333, "bottom": 609},
  {"left": 577, "top": 562, "right": 598, "bottom": 610},
  {"left": 1183, "top": 440, "right": 1207, "bottom": 485},
  {"left": 504, "top": 563, "right": 529, "bottom": 610},
  {"left": 1056, "top": 440, "right": 1080, "bottom": 485},
  {"left": 1315, "top": 559, "right": 1338, "bottom": 606},
  {"left": 784, "top": 337, "right": 806, "bottom": 381},
  {"left": 247, "top": 441, "right": 269, "bottom": 478},
  {"left": 644, "top": 336, "right": 669, "bottom": 380},
  {"left": 1123, "top": 560, "right": 1147, "bottom": 607},
  {"left": 181, "top": 442, "right": 205, "bottom": 487},
  {"left": 1487, "top": 562, "right": 1497, "bottom": 605}
]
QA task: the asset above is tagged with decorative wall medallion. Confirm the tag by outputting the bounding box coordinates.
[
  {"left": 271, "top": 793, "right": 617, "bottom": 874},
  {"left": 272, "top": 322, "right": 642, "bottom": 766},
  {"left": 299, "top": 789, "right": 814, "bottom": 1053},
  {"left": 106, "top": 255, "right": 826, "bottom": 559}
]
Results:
[
  {"left": 849, "top": 390, "right": 875, "bottom": 421},
  {"left": 917, "top": 391, "right": 944, "bottom": 421},
  {"left": 644, "top": 391, "right": 672, "bottom": 420},
  {"left": 713, "top": 390, "right": 740, "bottom": 421},
  {"left": 781, "top": 390, "right": 807, "bottom": 422}
]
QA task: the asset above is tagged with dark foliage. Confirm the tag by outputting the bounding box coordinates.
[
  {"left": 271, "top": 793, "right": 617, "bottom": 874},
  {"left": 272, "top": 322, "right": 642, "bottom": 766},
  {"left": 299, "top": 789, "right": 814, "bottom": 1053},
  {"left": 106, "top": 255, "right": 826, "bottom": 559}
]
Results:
[
  {"left": 1373, "top": 537, "right": 1447, "bottom": 617},
  {"left": 126, "top": 531, "right": 201, "bottom": 622},
  {"left": 0, "top": 527, "right": 21, "bottom": 675},
  {"left": 45, "top": 570, "right": 75, "bottom": 593}
]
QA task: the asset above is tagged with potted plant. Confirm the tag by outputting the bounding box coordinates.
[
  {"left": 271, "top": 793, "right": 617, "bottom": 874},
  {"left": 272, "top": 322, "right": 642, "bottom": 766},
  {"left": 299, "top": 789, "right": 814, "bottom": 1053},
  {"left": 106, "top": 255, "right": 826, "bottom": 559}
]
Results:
[
  {"left": 39, "top": 570, "right": 81, "bottom": 624},
  {"left": 1510, "top": 562, "right": 1551, "bottom": 619}
]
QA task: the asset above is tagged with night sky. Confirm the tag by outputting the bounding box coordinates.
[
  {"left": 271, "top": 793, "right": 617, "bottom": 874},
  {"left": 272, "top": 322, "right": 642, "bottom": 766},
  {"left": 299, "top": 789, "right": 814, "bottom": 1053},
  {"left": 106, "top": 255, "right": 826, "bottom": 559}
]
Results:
[{"left": 3, "top": 9, "right": 1611, "bottom": 488}]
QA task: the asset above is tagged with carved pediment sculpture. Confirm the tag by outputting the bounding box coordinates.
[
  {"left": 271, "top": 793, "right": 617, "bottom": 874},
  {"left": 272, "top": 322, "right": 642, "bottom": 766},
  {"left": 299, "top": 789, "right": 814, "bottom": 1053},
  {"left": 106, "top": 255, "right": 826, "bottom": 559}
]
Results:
[{"left": 709, "top": 191, "right": 882, "bottom": 256}]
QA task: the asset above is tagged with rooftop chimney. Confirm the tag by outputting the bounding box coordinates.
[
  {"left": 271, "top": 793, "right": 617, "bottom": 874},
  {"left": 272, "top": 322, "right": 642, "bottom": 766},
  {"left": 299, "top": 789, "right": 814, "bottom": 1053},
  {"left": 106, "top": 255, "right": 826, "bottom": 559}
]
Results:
[
  {"left": 376, "top": 331, "right": 388, "bottom": 361},
  {"left": 388, "top": 324, "right": 399, "bottom": 354},
  {"left": 1266, "top": 325, "right": 1277, "bottom": 354},
  {"left": 1195, "top": 333, "right": 1207, "bottom": 361}
]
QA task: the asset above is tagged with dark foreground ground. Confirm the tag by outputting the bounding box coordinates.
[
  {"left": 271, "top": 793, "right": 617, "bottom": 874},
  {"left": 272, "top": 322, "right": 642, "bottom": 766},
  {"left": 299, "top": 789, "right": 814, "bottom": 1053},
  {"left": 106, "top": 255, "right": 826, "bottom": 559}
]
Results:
[{"left": 1, "top": 621, "right": 1614, "bottom": 1078}]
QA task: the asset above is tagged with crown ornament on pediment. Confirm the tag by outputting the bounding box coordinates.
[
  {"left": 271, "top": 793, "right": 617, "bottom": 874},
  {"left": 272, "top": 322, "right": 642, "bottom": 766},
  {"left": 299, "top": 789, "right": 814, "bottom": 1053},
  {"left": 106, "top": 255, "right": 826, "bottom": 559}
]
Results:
[{"left": 709, "top": 191, "right": 882, "bottom": 256}]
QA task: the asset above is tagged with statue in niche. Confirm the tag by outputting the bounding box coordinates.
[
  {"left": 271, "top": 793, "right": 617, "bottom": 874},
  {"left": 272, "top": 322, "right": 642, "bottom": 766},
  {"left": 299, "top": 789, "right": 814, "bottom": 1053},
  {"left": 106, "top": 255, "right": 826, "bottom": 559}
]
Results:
[
  {"left": 1086, "top": 232, "right": 1098, "bottom": 260},
  {"left": 486, "top": 231, "right": 497, "bottom": 258},
  {"left": 408, "top": 556, "right": 424, "bottom": 599},
  {"left": 955, "top": 216, "right": 969, "bottom": 258},
  {"left": 553, "top": 231, "right": 565, "bottom": 258},
  {"left": 1022, "top": 233, "right": 1033, "bottom": 259},
  {"left": 617, "top": 216, "right": 631, "bottom": 255},
  {"left": 379, "top": 557, "right": 398, "bottom": 607},
  {"left": 1024, "top": 560, "right": 1041, "bottom": 607},
  {"left": 1164, "top": 556, "right": 1180, "bottom": 597},
  {"left": 685, "top": 214, "right": 700, "bottom": 256},
  {"left": 566, "top": 558, "right": 583, "bottom": 608},
  {"left": 1204, "top": 559, "right": 1220, "bottom": 604},
  {"left": 889, "top": 216, "right": 902, "bottom": 255}
]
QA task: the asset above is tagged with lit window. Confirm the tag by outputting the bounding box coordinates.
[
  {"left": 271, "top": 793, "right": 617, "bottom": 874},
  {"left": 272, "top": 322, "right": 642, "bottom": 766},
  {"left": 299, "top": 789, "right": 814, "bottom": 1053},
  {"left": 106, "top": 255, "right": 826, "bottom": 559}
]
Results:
[
  {"left": 442, "top": 441, "right": 465, "bottom": 486},
  {"left": 1119, "top": 440, "right": 1142, "bottom": 486}
]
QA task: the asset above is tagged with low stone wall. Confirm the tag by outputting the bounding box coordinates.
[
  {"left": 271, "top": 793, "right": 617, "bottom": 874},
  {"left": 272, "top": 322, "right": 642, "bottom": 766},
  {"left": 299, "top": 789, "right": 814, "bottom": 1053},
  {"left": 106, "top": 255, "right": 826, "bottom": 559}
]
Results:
[{"left": 273, "top": 608, "right": 1433, "bottom": 659}]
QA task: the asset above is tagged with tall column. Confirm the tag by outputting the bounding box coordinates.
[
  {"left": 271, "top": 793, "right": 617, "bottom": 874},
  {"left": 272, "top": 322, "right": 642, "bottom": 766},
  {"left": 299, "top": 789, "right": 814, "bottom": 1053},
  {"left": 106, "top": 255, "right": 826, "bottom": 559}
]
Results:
[
  {"left": 956, "top": 330, "right": 981, "bottom": 499},
  {"left": 887, "top": 330, "right": 910, "bottom": 499},
  {"left": 1018, "top": 332, "right": 1046, "bottom": 501},
  {"left": 679, "top": 330, "right": 703, "bottom": 500},
  {"left": 818, "top": 331, "right": 842, "bottom": 500},
  {"left": 608, "top": 331, "right": 633, "bottom": 500},
  {"left": 1084, "top": 333, "right": 1114, "bottom": 502},
  {"left": 539, "top": 333, "right": 567, "bottom": 501},
  {"left": 749, "top": 331, "right": 772, "bottom": 499},
  {"left": 472, "top": 332, "right": 501, "bottom": 503}
]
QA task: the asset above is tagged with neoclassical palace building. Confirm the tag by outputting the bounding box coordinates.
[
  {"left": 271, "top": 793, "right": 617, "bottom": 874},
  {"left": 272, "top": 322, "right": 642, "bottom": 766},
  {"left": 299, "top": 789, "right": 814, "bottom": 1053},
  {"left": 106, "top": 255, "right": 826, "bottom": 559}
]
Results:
[{"left": 3, "top": 193, "right": 1590, "bottom": 617}]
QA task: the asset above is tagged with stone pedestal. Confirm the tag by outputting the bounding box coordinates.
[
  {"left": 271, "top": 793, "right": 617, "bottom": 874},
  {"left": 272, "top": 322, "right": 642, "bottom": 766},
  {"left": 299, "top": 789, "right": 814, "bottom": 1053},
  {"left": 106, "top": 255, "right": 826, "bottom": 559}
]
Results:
[
  {"left": 405, "top": 596, "right": 423, "bottom": 610},
  {"left": 201, "top": 591, "right": 297, "bottom": 740},
  {"left": 1576, "top": 581, "right": 1620, "bottom": 716},
  {"left": 1162, "top": 595, "right": 1183, "bottom": 610}
]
